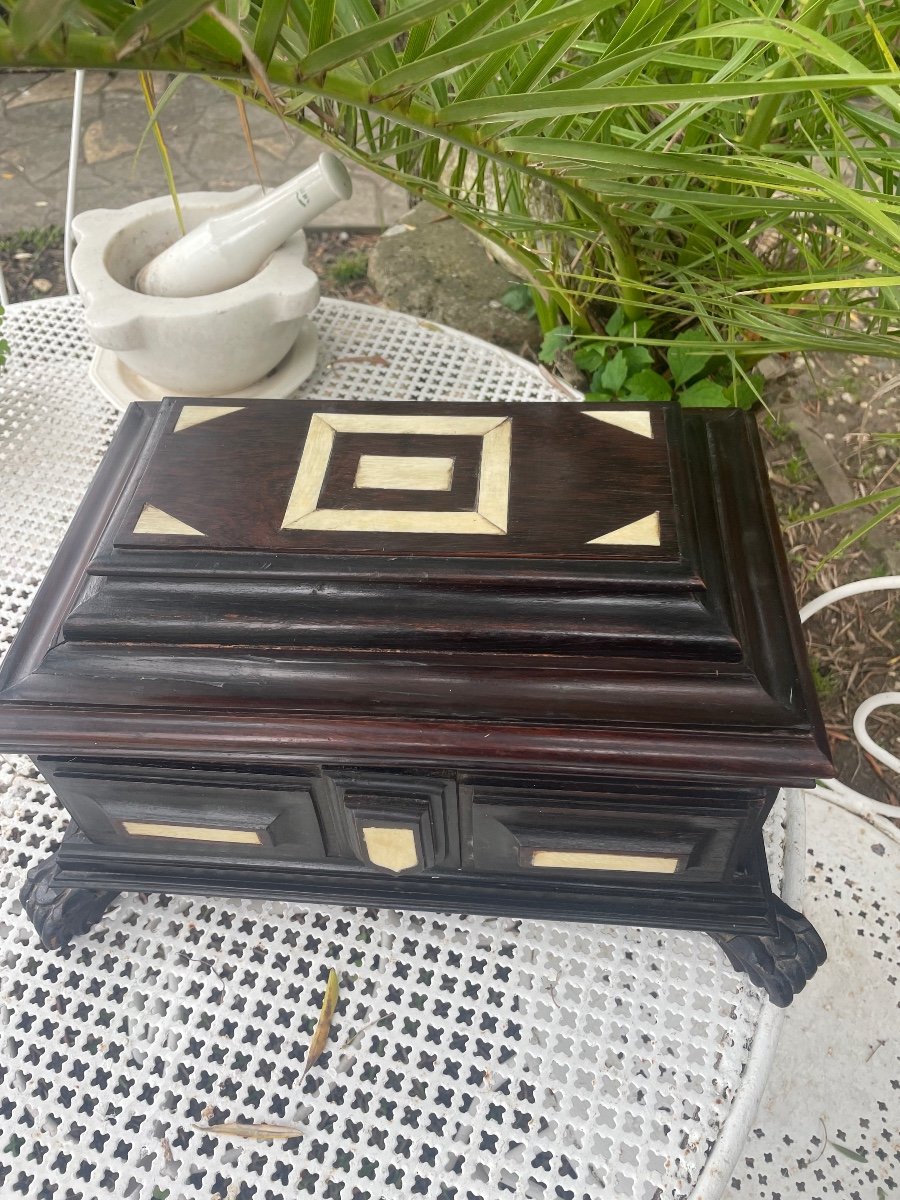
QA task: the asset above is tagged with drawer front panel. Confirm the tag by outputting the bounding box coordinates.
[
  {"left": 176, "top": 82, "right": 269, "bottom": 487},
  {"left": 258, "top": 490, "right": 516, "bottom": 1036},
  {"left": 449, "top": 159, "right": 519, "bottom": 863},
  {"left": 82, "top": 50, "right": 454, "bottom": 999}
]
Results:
[
  {"left": 325, "top": 768, "right": 459, "bottom": 875},
  {"left": 467, "top": 783, "right": 748, "bottom": 882},
  {"left": 38, "top": 759, "right": 328, "bottom": 862}
]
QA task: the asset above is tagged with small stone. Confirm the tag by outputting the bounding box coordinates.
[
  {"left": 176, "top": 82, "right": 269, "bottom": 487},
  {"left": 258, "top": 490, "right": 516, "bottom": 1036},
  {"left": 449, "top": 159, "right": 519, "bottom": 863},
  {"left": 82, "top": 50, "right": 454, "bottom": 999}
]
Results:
[
  {"left": 369, "top": 202, "right": 540, "bottom": 353},
  {"left": 33, "top": 200, "right": 48, "bottom": 207},
  {"left": 840, "top": 390, "right": 853, "bottom": 402},
  {"left": 13, "top": 251, "right": 32, "bottom": 260},
  {"left": 757, "top": 355, "right": 790, "bottom": 382},
  {"left": 32, "top": 278, "right": 52, "bottom": 293},
  {"left": 338, "top": 231, "right": 349, "bottom": 242}
]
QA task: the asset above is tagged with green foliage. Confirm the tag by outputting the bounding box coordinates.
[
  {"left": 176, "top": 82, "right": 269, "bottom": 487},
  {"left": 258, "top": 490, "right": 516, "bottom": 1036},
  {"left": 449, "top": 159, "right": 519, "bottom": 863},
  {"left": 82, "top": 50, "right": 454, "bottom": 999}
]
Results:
[
  {"left": 538, "top": 323, "right": 572, "bottom": 364},
  {"left": 2, "top": 0, "right": 900, "bottom": 386},
  {"left": 0, "top": 225, "right": 63, "bottom": 256},
  {"left": 562, "top": 305, "right": 760, "bottom": 407},
  {"left": 0, "top": 308, "right": 7, "bottom": 372},
  {"left": 501, "top": 282, "right": 537, "bottom": 320},
  {"left": 667, "top": 329, "right": 714, "bottom": 388},
  {"left": 329, "top": 250, "right": 369, "bottom": 283}
]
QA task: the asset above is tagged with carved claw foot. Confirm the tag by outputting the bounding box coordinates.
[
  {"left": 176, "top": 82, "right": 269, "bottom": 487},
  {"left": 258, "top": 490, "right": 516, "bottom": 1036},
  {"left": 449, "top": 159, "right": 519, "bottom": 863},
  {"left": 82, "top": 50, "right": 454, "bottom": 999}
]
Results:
[
  {"left": 710, "top": 896, "right": 827, "bottom": 1007},
  {"left": 20, "top": 854, "right": 120, "bottom": 951}
]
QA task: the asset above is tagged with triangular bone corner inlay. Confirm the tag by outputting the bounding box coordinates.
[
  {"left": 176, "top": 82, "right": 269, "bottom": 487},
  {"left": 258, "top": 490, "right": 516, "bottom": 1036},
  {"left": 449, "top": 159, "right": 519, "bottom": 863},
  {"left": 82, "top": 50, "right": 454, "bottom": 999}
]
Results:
[
  {"left": 587, "top": 510, "right": 660, "bottom": 546},
  {"left": 132, "top": 504, "right": 205, "bottom": 537},
  {"left": 582, "top": 410, "right": 653, "bottom": 440},
  {"left": 173, "top": 405, "right": 245, "bottom": 433}
]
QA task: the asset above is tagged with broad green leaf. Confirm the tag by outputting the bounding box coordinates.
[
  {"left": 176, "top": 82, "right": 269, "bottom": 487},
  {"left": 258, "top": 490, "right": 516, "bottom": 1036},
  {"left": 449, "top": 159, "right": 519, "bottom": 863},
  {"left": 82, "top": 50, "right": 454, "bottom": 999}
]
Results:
[
  {"left": 667, "top": 328, "right": 714, "bottom": 386},
  {"left": 539, "top": 324, "right": 572, "bottom": 363},
  {"left": 723, "top": 376, "right": 761, "bottom": 410},
  {"left": 501, "top": 283, "right": 535, "bottom": 315},
  {"left": 600, "top": 350, "right": 629, "bottom": 393},
  {"left": 605, "top": 307, "right": 625, "bottom": 336},
  {"left": 573, "top": 344, "right": 607, "bottom": 371},
  {"left": 584, "top": 391, "right": 613, "bottom": 402},
  {"left": 623, "top": 345, "right": 653, "bottom": 373},
  {"left": 678, "top": 379, "right": 730, "bottom": 407},
  {"left": 624, "top": 369, "right": 672, "bottom": 402}
]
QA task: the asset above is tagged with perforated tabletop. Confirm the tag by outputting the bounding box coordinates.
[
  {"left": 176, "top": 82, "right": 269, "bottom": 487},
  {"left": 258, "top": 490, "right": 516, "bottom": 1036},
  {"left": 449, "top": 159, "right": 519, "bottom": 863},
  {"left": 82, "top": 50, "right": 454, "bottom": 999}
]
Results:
[{"left": 0, "top": 296, "right": 795, "bottom": 1200}]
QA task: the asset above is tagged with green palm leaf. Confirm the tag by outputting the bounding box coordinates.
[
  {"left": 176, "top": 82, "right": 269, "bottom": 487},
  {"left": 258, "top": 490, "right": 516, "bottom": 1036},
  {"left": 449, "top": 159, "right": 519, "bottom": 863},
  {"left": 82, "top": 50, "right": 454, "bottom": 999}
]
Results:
[{"left": 0, "top": 0, "right": 898, "bottom": 369}]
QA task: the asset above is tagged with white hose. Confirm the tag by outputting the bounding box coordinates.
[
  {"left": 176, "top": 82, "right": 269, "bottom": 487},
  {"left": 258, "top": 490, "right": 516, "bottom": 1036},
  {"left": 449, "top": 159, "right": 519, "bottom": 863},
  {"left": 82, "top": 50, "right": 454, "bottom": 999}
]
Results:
[{"left": 800, "top": 576, "right": 900, "bottom": 842}]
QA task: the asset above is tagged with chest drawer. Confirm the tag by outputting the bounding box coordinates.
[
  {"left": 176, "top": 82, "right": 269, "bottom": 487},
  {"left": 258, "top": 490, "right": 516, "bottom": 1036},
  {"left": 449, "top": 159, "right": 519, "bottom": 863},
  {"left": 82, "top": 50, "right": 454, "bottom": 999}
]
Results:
[
  {"left": 37, "top": 758, "right": 332, "bottom": 863},
  {"left": 37, "top": 758, "right": 460, "bottom": 876},
  {"left": 464, "top": 779, "right": 763, "bottom": 883}
]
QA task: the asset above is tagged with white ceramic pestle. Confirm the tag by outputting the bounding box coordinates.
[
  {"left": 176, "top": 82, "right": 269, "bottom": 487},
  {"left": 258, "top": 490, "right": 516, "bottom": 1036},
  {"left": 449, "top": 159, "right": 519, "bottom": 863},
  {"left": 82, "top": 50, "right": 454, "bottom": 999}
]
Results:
[{"left": 135, "top": 152, "right": 353, "bottom": 298}]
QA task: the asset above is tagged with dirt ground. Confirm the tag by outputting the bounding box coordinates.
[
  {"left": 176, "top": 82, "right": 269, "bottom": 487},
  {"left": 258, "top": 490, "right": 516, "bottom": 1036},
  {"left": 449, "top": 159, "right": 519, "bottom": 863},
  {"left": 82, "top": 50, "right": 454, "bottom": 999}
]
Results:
[{"left": 2, "top": 228, "right": 896, "bottom": 803}]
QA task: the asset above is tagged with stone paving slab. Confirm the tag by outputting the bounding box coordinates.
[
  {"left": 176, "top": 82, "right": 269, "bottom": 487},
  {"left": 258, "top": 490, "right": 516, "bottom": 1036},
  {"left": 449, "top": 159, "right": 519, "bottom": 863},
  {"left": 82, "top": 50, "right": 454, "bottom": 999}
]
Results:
[{"left": 0, "top": 70, "right": 409, "bottom": 234}]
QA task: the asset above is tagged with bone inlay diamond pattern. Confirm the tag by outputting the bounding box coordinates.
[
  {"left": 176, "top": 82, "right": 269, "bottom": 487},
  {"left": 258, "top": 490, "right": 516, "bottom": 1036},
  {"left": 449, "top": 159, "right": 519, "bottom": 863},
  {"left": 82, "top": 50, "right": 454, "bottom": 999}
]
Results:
[
  {"left": 110, "top": 398, "right": 677, "bottom": 561},
  {"left": 281, "top": 412, "right": 511, "bottom": 535}
]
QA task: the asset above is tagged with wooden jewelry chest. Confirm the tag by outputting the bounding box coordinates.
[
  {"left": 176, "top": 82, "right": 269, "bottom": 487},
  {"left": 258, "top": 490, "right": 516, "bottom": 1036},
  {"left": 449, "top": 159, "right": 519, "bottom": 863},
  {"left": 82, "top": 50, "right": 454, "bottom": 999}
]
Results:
[{"left": 0, "top": 397, "right": 831, "bottom": 1005}]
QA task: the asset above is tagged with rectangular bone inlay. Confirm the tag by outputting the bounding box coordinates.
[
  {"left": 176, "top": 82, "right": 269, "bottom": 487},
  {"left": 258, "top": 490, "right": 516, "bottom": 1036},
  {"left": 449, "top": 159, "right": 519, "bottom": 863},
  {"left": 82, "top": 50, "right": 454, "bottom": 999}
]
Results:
[
  {"left": 122, "top": 821, "right": 262, "bottom": 845},
  {"left": 530, "top": 849, "right": 680, "bottom": 873},
  {"left": 354, "top": 455, "right": 455, "bottom": 491}
]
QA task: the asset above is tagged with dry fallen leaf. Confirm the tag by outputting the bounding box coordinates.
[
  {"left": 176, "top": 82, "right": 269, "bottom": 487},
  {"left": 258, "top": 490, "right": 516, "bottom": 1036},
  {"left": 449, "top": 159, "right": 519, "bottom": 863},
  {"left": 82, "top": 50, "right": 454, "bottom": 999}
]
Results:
[
  {"left": 329, "top": 354, "right": 391, "bottom": 368},
  {"left": 302, "top": 968, "right": 339, "bottom": 1078},
  {"left": 195, "top": 1122, "right": 305, "bottom": 1142}
]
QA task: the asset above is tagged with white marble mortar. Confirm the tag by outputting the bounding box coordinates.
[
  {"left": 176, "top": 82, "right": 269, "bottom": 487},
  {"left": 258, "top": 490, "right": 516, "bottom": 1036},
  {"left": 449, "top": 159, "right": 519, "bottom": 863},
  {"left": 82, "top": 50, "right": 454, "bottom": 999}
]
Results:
[{"left": 71, "top": 187, "right": 320, "bottom": 395}]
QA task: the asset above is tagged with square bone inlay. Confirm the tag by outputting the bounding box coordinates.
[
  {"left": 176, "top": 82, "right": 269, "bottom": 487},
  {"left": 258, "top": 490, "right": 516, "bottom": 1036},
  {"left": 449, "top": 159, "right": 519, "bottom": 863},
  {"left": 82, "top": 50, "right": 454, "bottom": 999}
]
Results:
[
  {"left": 353, "top": 455, "right": 455, "bottom": 492},
  {"left": 281, "top": 412, "right": 511, "bottom": 535}
]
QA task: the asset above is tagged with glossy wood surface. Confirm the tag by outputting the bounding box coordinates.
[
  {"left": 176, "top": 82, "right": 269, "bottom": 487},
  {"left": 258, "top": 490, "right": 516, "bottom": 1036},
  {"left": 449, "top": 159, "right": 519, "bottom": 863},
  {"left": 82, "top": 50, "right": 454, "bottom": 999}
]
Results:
[{"left": 0, "top": 398, "right": 831, "bottom": 785}]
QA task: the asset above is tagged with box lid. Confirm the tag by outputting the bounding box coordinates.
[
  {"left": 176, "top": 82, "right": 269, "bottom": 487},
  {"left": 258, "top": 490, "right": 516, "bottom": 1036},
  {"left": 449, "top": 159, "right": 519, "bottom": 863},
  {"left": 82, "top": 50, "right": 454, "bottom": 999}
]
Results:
[{"left": 0, "top": 397, "right": 831, "bottom": 784}]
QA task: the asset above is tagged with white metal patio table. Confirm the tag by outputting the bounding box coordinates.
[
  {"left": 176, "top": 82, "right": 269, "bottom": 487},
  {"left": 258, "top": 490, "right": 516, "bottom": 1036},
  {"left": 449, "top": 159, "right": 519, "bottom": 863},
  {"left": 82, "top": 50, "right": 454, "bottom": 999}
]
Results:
[{"left": 0, "top": 295, "right": 798, "bottom": 1200}]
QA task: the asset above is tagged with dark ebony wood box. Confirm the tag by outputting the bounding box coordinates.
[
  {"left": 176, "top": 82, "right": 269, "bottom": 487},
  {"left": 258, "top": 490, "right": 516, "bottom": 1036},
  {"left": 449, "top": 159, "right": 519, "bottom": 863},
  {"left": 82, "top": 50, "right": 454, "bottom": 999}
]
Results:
[{"left": 0, "top": 398, "right": 832, "bottom": 1005}]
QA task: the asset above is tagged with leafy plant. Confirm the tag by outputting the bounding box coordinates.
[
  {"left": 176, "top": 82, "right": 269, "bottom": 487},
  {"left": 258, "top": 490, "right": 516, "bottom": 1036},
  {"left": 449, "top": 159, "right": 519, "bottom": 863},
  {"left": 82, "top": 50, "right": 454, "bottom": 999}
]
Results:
[
  {"left": 501, "top": 282, "right": 537, "bottom": 320},
  {"left": 1, "top": 0, "right": 899, "bottom": 393},
  {"left": 544, "top": 306, "right": 761, "bottom": 405}
]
